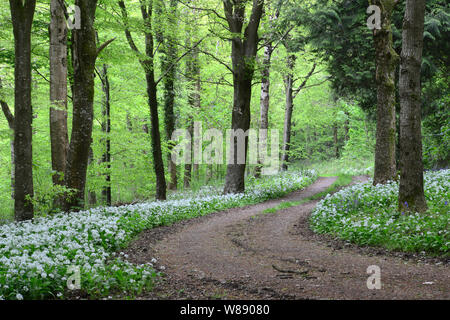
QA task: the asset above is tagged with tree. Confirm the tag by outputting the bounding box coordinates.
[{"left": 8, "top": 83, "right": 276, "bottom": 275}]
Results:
[
  {"left": 97, "top": 63, "right": 112, "bottom": 206},
  {"left": 371, "top": 0, "right": 399, "bottom": 185},
  {"left": 222, "top": 0, "right": 264, "bottom": 194},
  {"left": 255, "top": 6, "right": 279, "bottom": 178},
  {"left": 158, "top": 0, "right": 179, "bottom": 190},
  {"left": 184, "top": 39, "right": 201, "bottom": 189},
  {"left": 255, "top": 42, "right": 273, "bottom": 178},
  {"left": 281, "top": 60, "right": 317, "bottom": 171},
  {"left": 9, "top": 0, "right": 37, "bottom": 221},
  {"left": 64, "top": 0, "right": 114, "bottom": 210},
  {"left": 281, "top": 54, "right": 296, "bottom": 171},
  {"left": 49, "top": 0, "right": 69, "bottom": 191},
  {"left": 398, "top": 0, "right": 428, "bottom": 213},
  {"left": 119, "top": 0, "right": 167, "bottom": 200}
]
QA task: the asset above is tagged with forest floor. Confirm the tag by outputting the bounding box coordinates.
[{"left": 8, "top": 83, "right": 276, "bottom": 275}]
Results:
[{"left": 124, "top": 177, "right": 450, "bottom": 300}]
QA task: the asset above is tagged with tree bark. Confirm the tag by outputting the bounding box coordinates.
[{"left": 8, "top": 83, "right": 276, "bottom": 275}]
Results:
[
  {"left": 255, "top": 43, "right": 273, "bottom": 178},
  {"left": 99, "top": 64, "right": 112, "bottom": 206},
  {"left": 49, "top": 0, "right": 69, "bottom": 188},
  {"left": 334, "top": 123, "right": 339, "bottom": 158},
  {"left": 161, "top": 0, "right": 178, "bottom": 191},
  {"left": 119, "top": 0, "right": 167, "bottom": 200},
  {"left": 184, "top": 31, "right": 201, "bottom": 189},
  {"left": 64, "top": 0, "right": 103, "bottom": 211},
  {"left": 372, "top": 0, "right": 399, "bottom": 185},
  {"left": 183, "top": 121, "right": 193, "bottom": 189},
  {"left": 87, "top": 147, "right": 97, "bottom": 206},
  {"left": 281, "top": 60, "right": 316, "bottom": 171},
  {"left": 398, "top": 0, "right": 428, "bottom": 213},
  {"left": 281, "top": 54, "right": 296, "bottom": 171},
  {"left": 223, "top": 0, "right": 264, "bottom": 194},
  {"left": 9, "top": 0, "right": 36, "bottom": 221}
]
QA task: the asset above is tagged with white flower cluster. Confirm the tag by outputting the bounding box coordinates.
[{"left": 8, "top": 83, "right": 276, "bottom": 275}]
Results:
[
  {"left": 311, "top": 169, "right": 450, "bottom": 253},
  {"left": 0, "top": 170, "right": 317, "bottom": 300},
  {"left": 340, "top": 166, "right": 373, "bottom": 176}
]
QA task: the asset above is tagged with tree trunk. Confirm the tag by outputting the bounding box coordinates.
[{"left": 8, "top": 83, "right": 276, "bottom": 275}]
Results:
[
  {"left": 281, "top": 55, "right": 296, "bottom": 171},
  {"left": 255, "top": 43, "right": 273, "bottom": 178},
  {"left": 183, "top": 121, "right": 193, "bottom": 189},
  {"left": 87, "top": 147, "right": 97, "bottom": 206},
  {"left": 119, "top": 0, "right": 167, "bottom": 200},
  {"left": 146, "top": 70, "right": 167, "bottom": 200},
  {"left": 99, "top": 64, "right": 112, "bottom": 206},
  {"left": 372, "top": 0, "right": 399, "bottom": 185},
  {"left": 184, "top": 33, "right": 201, "bottom": 189},
  {"left": 398, "top": 0, "right": 428, "bottom": 213},
  {"left": 49, "top": 0, "right": 69, "bottom": 188},
  {"left": 223, "top": 0, "right": 264, "bottom": 194},
  {"left": 9, "top": 0, "right": 36, "bottom": 221},
  {"left": 64, "top": 0, "right": 99, "bottom": 211},
  {"left": 162, "top": 0, "right": 178, "bottom": 191},
  {"left": 334, "top": 123, "right": 339, "bottom": 158}
]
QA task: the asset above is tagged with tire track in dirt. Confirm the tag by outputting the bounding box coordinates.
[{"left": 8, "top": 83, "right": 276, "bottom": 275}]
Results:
[{"left": 126, "top": 177, "right": 450, "bottom": 299}]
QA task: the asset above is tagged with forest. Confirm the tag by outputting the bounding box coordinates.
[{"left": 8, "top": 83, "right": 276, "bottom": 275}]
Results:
[{"left": 0, "top": 0, "right": 448, "bottom": 302}]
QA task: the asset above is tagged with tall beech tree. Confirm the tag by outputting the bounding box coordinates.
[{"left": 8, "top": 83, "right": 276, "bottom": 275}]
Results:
[
  {"left": 398, "top": 0, "right": 428, "bottom": 213},
  {"left": 255, "top": 41, "right": 273, "bottom": 178},
  {"left": 255, "top": 6, "right": 279, "bottom": 178},
  {"left": 222, "top": 0, "right": 264, "bottom": 194},
  {"left": 49, "top": 0, "right": 69, "bottom": 190},
  {"left": 371, "top": 0, "right": 399, "bottom": 185},
  {"left": 97, "top": 64, "right": 112, "bottom": 206},
  {"left": 9, "top": 0, "right": 36, "bottom": 221},
  {"left": 182, "top": 2, "right": 203, "bottom": 188},
  {"left": 281, "top": 60, "right": 317, "bottom": 171},
  {"left": 281, "top": 54, "right": 296, "bottom": 171},
  {"left": 119, "top": 0, "right": 167, "bottom": 200},
  {"left": 159, "top": 0, "right": 178, "bottom": 190},
  {"left": 184, "top": 42, "right": 201, "bottom": 189},
  {"left": 64, "top": 0, "right": 114, "bottom": 210}
]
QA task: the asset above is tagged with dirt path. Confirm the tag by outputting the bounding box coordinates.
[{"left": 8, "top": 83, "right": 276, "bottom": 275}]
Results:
[{"left": 125, "top": 177, "right": 450, "bottom": 300}]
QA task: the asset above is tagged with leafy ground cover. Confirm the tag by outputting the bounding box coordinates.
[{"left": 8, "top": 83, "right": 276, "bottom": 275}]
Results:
[
  {"left": 0, "top": 170, "right": 317, "bottom": 300},
  {"left": 310, "top": 170, "right": 450, "bottom": 256},
  {"left": 294, "top": 158, "right": 374, "bottom": 177}
]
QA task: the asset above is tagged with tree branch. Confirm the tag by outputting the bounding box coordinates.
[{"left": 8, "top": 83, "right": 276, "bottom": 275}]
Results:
[
  {"left": 97, "top": 37, "right": 116, "bottom": 57},
  {"left": 0, "top": 78, "right": 14, "bottom": 130},
  {"left": 118, "top": 0, "right": 142, "bottom": 55},
  {"left": 155, "top": 37, "right": 205, "bottom": 86},
  {"left": 299, "top": 77, "right": 331, "bottom": 92},
  {"left": 197, "top": 48, "right": 234, "bottom": 74},
  {"left": 293, "top": 63, "right": 317, "bottom": 99},
  {"left": 177, "top": 0, "right": 227, "bottom": 22}
]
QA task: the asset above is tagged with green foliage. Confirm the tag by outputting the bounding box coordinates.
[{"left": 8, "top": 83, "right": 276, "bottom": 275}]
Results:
[
  {"left": 262, "top": 173, "right": 353, "bottom": 214},
  {"left": 306, "top": 0, "right": 449, "bottom": 114},
  {"left": 26, "top": 184, "right": 77, "bottom": 217},
  {"left": 422, "top": 67, "right": 450, "bottom": 169},
  {"left": 263, "top": 200, "right": 303, "bottom": 214}
]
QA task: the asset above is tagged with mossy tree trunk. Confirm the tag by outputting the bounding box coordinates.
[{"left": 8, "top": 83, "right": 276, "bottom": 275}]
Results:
[
  {"left": 371, "top": 0, "right": 399, "bottom": 185},
  {"left": 64, "top": 0, "right": 114, "bottom": 210},
  {"left": 9, "top": 0, "right": 37, "bottom": 221}
]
